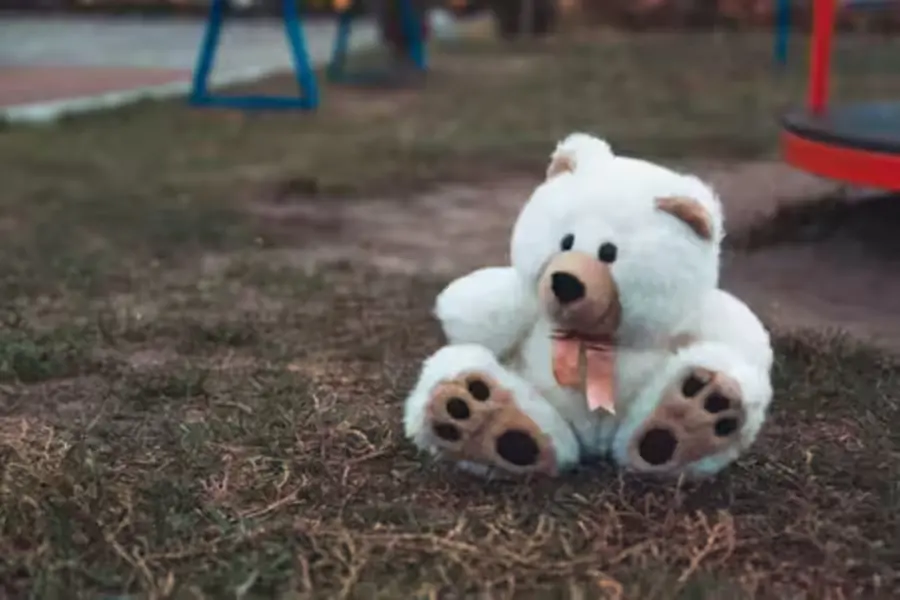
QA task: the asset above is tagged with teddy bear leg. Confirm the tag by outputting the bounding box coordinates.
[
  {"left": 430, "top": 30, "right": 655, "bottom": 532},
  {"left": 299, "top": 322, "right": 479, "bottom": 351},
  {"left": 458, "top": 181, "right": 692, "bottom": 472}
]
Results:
[
  {"left": 610, "top": 341, "right": 773, "bottom": 479},
  {"left": 404, "top": 343, "right": 580, "bottom": 477}
]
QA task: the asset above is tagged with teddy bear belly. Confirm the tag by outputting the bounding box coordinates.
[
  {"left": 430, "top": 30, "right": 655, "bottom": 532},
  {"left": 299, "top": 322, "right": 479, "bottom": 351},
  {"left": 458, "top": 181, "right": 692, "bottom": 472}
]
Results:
[
  {"left": 506, "top": 332, "right": 598, "bottom": 447},
  {"left": 510, "top": 322, "right": 668, "bottom": 453}
]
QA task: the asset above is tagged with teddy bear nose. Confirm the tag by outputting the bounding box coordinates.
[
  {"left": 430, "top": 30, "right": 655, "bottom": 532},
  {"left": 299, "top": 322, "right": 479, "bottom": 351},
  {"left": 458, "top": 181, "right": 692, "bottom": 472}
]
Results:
[{"left": 551, "top": 272, "right": 585, "bottom": 304}]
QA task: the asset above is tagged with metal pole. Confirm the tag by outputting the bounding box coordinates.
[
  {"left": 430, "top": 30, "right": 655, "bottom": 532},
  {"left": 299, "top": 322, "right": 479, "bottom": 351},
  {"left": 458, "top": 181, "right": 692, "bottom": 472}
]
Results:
[{"left": 809, "top": 0, "right": 836, "bottom": 114}]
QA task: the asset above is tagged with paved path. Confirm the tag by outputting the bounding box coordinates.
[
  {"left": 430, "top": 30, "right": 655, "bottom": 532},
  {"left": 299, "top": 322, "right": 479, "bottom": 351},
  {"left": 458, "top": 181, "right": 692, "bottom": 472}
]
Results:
[{"left": 0, "top": 15, "right": 378, "bottom": 122}]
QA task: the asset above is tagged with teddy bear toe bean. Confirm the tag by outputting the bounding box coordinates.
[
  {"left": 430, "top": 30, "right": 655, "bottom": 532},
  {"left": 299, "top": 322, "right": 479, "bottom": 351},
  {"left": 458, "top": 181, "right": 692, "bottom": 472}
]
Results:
[
  {"left": 629, "top": 368, "right": 746, "bottom": 471},
  {"left": 425, "top": 372, "right": 559, "bottom": 476}
]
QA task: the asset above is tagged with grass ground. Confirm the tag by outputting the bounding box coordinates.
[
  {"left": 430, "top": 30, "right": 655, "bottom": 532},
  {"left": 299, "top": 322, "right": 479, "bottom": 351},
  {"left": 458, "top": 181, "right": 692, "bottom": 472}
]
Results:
[{"left": 1, "top": 30, "right": 899, "bottom": 599}]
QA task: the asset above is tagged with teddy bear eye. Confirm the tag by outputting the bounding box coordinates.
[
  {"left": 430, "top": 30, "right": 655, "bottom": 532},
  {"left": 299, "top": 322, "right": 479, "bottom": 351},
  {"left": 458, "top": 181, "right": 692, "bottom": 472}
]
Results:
[
  {"left": 560, "top": 234, "right": 575, "bottom": 251},
  {"left": 598, "top": 242, "right": 618, "bottom": 263}
]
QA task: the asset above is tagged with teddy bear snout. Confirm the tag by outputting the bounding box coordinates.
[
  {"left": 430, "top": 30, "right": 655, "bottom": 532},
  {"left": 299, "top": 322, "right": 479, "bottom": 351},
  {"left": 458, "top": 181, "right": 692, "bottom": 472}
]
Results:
[
  {"left": 539, "top": 251, "right": 622, "bottom": 335},
  {"left": 550, "top": 272, "right": 585, "bottom": 304}
]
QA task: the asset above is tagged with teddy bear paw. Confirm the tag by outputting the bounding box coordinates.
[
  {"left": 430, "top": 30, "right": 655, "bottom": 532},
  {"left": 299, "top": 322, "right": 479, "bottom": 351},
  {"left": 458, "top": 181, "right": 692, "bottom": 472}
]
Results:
[
  {"left": 425, "top": 371, "right": 559, "bottom": 476},
  {"left": 629, "top": 367, "right": 746, "bottom": 472}
]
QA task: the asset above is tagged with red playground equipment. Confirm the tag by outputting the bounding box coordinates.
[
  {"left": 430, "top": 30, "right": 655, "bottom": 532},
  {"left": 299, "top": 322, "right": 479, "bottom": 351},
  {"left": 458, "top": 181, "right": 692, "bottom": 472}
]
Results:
[{"left": 781, "top": 0, "right": 900, "bottom": 190}]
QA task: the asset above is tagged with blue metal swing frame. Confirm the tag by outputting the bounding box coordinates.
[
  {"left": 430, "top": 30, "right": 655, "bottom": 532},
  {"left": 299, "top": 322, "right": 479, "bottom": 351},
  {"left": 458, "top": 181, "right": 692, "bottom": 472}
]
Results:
[
  {"left": 775, "top": 0, "right": 791, "bottom": 66},
  {"left": 190, "top": 0, "right": 320, "bottom": 111},
  {"left": 327, "top": 0, "right": 427, "bottom": 84}
]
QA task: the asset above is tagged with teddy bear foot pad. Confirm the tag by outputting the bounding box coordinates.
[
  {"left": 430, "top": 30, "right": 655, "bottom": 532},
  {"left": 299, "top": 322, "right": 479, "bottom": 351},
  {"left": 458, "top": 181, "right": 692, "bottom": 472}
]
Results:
[
  {"left": 629, "top": 368, "right": 746, "bottom": 471},
  {"left": 425, "top": 372, "right": 559, "bottom": 476}
]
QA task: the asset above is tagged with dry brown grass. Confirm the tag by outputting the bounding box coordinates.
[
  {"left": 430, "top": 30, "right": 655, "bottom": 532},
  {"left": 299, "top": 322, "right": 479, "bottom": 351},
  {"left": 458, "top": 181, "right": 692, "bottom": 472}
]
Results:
[{"left": 1, "top": 261, "right": 897, "bottom": 598}]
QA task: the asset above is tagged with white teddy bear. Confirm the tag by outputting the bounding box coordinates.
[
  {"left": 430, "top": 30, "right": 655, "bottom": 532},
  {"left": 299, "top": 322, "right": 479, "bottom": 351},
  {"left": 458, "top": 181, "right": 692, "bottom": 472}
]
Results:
[{"left": 403, "top": 132, "right": 774, "bottom": 479}]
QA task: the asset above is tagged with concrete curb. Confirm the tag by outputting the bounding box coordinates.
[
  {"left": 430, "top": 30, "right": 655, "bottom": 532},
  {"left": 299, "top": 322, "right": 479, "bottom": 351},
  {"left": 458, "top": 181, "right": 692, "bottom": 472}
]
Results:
[
  {"left": 0, "top": 24, "right": 380, "bottom": 125},
  {"left": 2, "top": 63, "right": 302, "bottom": 124},
  {"left": 0, "top": 12, "right": 487, "bottom": 125}
]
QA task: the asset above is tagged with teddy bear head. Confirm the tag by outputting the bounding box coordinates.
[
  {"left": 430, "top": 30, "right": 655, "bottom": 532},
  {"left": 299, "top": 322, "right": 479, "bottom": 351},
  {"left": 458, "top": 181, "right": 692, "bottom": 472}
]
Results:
[{"left": 510, "top": 133, "right": 724, "bottom": 345}]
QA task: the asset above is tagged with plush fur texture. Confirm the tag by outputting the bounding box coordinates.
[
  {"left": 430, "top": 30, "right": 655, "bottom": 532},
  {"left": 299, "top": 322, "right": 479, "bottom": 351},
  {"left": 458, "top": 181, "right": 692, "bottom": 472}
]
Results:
[{"left": 403, "top": 132, "right": 774, "bottom": 479}]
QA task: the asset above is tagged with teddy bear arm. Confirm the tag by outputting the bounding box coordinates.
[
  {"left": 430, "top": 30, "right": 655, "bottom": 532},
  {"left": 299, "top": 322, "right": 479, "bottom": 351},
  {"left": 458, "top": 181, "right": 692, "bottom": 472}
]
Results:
[
  {"left": 434, "top": 267, "right": 539, "bottom": 358},
  {"left": 690, "top": 288, "right": 774, "bottom": 372}
]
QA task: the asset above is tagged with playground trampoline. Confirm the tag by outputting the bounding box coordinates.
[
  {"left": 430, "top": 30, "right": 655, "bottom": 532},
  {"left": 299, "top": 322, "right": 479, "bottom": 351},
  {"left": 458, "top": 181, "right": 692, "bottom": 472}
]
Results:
[{"left": 781, "top": 0, "right": 900, "bottom": 190}]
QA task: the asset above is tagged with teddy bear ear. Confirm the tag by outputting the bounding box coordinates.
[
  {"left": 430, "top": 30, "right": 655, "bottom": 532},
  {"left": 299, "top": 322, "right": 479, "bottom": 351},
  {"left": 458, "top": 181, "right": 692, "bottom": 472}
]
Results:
[
  {"left": 546, "top": 151, "right": 576, "bottom": 179},
  {"left": 656, "top": 196, "right": 714, "bottom": 241},
  {"left": 546, "top": 132, "right": 614, "bottom": 180}
]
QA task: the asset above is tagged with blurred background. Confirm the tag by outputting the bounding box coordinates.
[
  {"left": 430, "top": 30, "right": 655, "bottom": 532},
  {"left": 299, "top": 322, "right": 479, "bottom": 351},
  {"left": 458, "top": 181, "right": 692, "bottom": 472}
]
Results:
[{"left": 2, "top": 0, "right": 900, "bottom": 32}]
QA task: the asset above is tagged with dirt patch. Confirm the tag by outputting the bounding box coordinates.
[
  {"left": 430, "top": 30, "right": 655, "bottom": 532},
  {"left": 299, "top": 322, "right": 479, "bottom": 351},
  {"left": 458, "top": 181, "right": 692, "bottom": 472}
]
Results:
[
  {"left": 249, "top": 161, "right": 838, "bottom": 276},
  {"left": 248, "top": 177, "right": 538, "bottom": 275},
  {"left": 698, "top": 161, "right": 839, "bottom": 232},
  {"left": 724, "top": 193, "right": 900, "bottom": 352},
  {"left": 244, "top": 161, "right": 900, "bottom": 355},
  {"left": 724, "top": 243, "right": 900, "bottom": 353}
]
